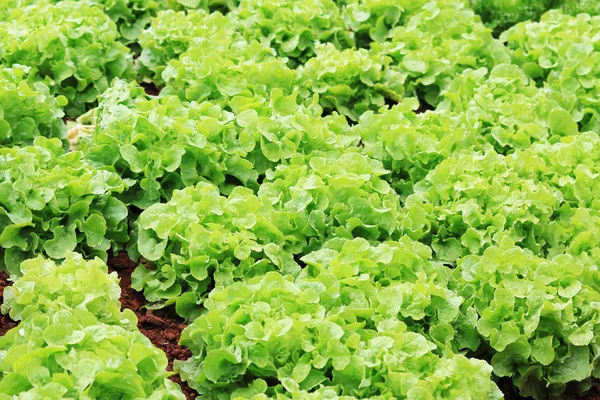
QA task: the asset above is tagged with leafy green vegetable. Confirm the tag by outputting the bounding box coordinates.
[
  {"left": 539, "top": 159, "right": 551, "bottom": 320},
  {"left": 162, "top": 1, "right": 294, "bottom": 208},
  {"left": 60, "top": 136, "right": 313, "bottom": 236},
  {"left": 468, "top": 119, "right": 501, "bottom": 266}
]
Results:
[
  {"left": 399, "top": 131, "right": 600, "bottom": 260},
  {"left": 161, "top": 32, "right": 296, "bottom": 106},
  {"left": 0, "top": 66, "right": 67, "bottom": 148},
  {"left": 469, "top": 0, "right": 554, "bottom": 35},
  {"left": 297, "top": 44, "right": 404, "bottom": 121},
  {"left": 375, "top": 0, "right": 510, "bottom": 105},
  {"left": 0, "top": 307, "right": 185, "bottom": 400},
  {"left": 175, "top": 238, "right": 501, "bottom": 398},
  {"left": 0, "top": 253, "right": 186, "bottom": 399},
  {"left": 137, "top": 9, "right": 239, "bottom": 84},
  {"left": 0, "top": 138, "right": 129, "bottom": 275},
  {"left": 340, "top": 0, "right": 428, "bottom": 47},
  {"left": 437, "top": 64, "right": 579, "bottom": 151},
  {"left": 2, "top": 254, "right": 129, "bottom": 326},
  {"left": 501, "top": 10, "right": 600, "bottom": 131},
  {"left": 232, "top": 0, "right": 353, "bottom": 67},
  {"left": 133, "top": 151, "right": 401, "bottom": 320},
  {"left": 453, "top": 238, "right": 600, "bottom": 399},
  {"left": 0, "top": 0, "right": 134, "bottom": 116},
  {"left": 560, "top": 0, "right": 600, "bottom": 16},
  {"left": 81, "top": 79, "right": 356, "bottom": 208}
]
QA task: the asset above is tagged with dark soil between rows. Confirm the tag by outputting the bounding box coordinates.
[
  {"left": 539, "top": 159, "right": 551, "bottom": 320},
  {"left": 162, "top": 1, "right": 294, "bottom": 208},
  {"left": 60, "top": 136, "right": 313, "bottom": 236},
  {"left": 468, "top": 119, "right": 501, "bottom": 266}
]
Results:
[
  {"left": 0, "top": 271, "right": 17, "bottom": 337},
  {"left": 107, "top": 252, "right": 198, "bottom": 399}
]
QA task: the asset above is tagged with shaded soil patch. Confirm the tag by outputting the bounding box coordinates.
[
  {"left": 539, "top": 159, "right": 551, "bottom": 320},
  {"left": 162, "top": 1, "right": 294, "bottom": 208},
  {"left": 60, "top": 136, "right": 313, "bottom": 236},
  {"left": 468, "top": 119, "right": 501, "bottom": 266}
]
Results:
[
  {"left": 0, "top": 271, "right": 16, "bottom": 336},
  {"left": 140, "top": 81, "right": 161, "bottom": 97},
  {"left": 108, "top": 252, "right": 197, "bottom": 399}
]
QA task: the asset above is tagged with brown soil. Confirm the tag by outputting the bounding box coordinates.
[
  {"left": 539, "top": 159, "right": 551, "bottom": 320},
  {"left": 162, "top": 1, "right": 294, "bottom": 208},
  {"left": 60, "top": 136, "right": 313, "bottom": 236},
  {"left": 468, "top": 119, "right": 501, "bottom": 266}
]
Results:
[
  {"left": 0, "top": 271, "right": 17, "bottom": 336},
  {"left": 140, "top": 81, "right": 161, "bottom": 97},
  {"left": 107, "top": 252, "right": 197, "bottom": 399}
]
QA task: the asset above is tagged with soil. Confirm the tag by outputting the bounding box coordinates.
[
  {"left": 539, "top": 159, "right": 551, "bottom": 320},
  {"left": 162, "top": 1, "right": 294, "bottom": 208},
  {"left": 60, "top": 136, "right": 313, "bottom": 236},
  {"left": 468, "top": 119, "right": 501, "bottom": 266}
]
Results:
[
  {"left": 107, "top": 252, "right": 197, "bottom": 399},
  {"left": 0, "top": 271, "right": 17, "bottom": 337}
]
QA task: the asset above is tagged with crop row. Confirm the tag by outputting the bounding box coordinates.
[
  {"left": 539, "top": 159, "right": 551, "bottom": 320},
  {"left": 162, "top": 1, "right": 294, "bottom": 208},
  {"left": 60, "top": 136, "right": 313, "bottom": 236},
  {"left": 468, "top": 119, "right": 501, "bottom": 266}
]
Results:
[{"left": 2, "top": 0, "right": 600, "bottom": 399}]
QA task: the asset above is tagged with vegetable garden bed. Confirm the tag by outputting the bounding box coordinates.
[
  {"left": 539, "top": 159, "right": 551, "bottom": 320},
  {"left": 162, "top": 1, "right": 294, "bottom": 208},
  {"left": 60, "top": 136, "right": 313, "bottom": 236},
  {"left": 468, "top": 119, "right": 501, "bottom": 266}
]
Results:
[{"left": 2, "top": 0, "right": 600, "bottom": 399}]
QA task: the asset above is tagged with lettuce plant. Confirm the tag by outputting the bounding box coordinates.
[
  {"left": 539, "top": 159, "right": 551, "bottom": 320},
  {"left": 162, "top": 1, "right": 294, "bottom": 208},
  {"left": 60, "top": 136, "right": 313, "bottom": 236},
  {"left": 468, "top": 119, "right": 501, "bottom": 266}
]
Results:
[
  {"left": 399, "top": 150, "right": 562, "bottom": 260},
  {"left": 0, "top": 308, "right": 185, "bottom": 399},
  {"left": 375, "top": 0, "right": 510, "bottom": 105},
  {"left": 437, "top": 64, "right": 579, "bottom": 151},
  {"left": 356, "top": 100, "right": 485, "bottom": 197},
  {"left": 501, "top": 10, "right": 600, "bottom": 131},
  {"left": 0, "top": 0, "right": 134, "bottom": 117},
  {"left": 469, "top": 0, "right": 554, "bottom": 35},
  {"left": 161, "top": 33, "right": 296, "bottom": 106},
  {"left": 85, "top": 0, "right": 239, "bottom": 42},
  {"left": 81, "top": 80, "right": 356, "bottom": 208},
  {"left": 233, "top": 0, "right": 353, "bottom": 66},
  {"left": 340, "top": 0, "right": 429, "bottom": 47},
  {"left": 175, "top": 239, "right": 501, "bottom": 398},
  {"left": 297, "top": 44, "right": 405, "bottom": 121},
  {"left": 2, "top": 255, "right": 130, "bottom": 326},
  {"left": 0, "top": 254, "right": 185, "bottom": 400},
  {"left": 0, "top": 138, "right": 129, "bottom": 275},
  {"left": 453, "top": 238, "right": 600, "bottom": 399},
  {"left": 133, "top": 152, "right": 401, "bottom": 319},
  {"left": 560, "top": 0, "right": 600, "bottom": 16},
  {"left": 0, "top": 66, "right": 67, "bottom": 148},
  {"left": 137, "top": 9, "right": 239, "bottom": 84},
  {"left": 399, "top": 131, "right": 600, "bottom": 261}
]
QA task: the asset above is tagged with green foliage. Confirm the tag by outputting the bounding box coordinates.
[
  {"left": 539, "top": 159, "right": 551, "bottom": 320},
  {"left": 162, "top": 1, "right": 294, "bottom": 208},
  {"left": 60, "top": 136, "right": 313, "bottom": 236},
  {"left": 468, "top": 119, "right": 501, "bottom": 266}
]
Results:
[
  {"left": 0, "top": 0, "right": 134, "bottom": 117},
  {"left": 161, "top": 32, "right": 297, "bottom": 105},
  {"left": 399, "top": 131, "right": 600, "bottom": 261},
  {"left": 133, "top": 152, "right": 401, "bottom": 320},
  {"left": 375, "top": 0, "right": 510, "bottom": 105},
  {"left": 81, "top": 80, "right": 356, "bottom": 208},
  {"left": 340, "top": 0, "right": 428, "bottom": 47},
  {"left": 233, "top": 0, "right": 353, "bottom": 66},
  {"left": 561, "top": 0, "right": 600, "bottom": 16},
  {"left": 501, "top": 10, "right": 600, "bottom": 131},
  {"left": 453, "top": 238, "right": 600, "bottom": 399},
  {"left": 0, "top": 66, "right": 67, "bottom": 148},
  {"left": 1, "top": 0, "right": 599, "bottom": 398},
  {"left": 0, "top": 254, "right": 185, "bottom": 400},
  {"left": 0, "top": 138, "right": 129, "bottom": 275},
  {"left": 2, "top": 254, "right": 129, "bottom": 325},
  {"left": 297, "top": 44, "right": 404, "bottom": 121},
  {"left": 470, "top": 0, "right": 554, "bottom": 34},
  {"left": 175, "top": 239, "right": 501, "bottom": 399},
  {"left": 356, "top": 100, "right": 482, "bottom": 197},
  {"left": 0, "top": 308, "right": 185, "bottom": 400},
  {"left": 137, "top": 9, "right": 239, "bottom": 84},
  {"left": 437, "top": 64, "right": 579, "bottom": 151}
]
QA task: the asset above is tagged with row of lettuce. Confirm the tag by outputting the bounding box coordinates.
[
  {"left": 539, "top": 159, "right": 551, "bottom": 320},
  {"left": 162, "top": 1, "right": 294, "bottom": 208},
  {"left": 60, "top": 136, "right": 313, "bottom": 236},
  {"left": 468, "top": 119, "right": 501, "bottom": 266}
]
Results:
[
  {"left": 2, "top": 0, "right": 600, "bottom": 399},
  {"left": 0, "top": 254, "right": 186, "bottom": 399}
]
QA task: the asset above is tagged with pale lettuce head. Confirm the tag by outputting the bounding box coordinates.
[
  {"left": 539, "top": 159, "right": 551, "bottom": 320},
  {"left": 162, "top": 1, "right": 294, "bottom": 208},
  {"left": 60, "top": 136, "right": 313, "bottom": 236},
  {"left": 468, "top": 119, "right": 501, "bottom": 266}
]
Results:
[
  {"left": 0, "top": 0, "right": 134, "bottom": 117},
  {"left": 0, "top": 308, "right": 184, "bottom": 400},
  {"left": 453, "top": 238, "right": 600, "bottom": 399},
  {"left": 137, "top": 9, "right": 240, "bottom": 84},
  {"left": 0, "top": 138, "right": 129, "bottom": 275},
  {"left": 133, "top": 152, "right": 401, "bottom": 320},
  {"left": 0, "top": 66, "right": 67, "bottom": 148},
  {"left": 175, "top": 238, "right": 501, "bottom": 398},
  {"left": 81, "top": 80, "right": 357, "bottom": 208},
  {"left": 233, "top": 0, "right": 353, "bottom": 66},
  {"left": 375, "top": 0, "right": 510, "bottom": 105},
  {"left": 2, "top": 254, "right": 132, "bottom": 327},
  {"left": 298, "top": 43, "right": 405, "bottom": 121},
  {"left": 501, "top": 10, "right": 600, "bottom": 132}
]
